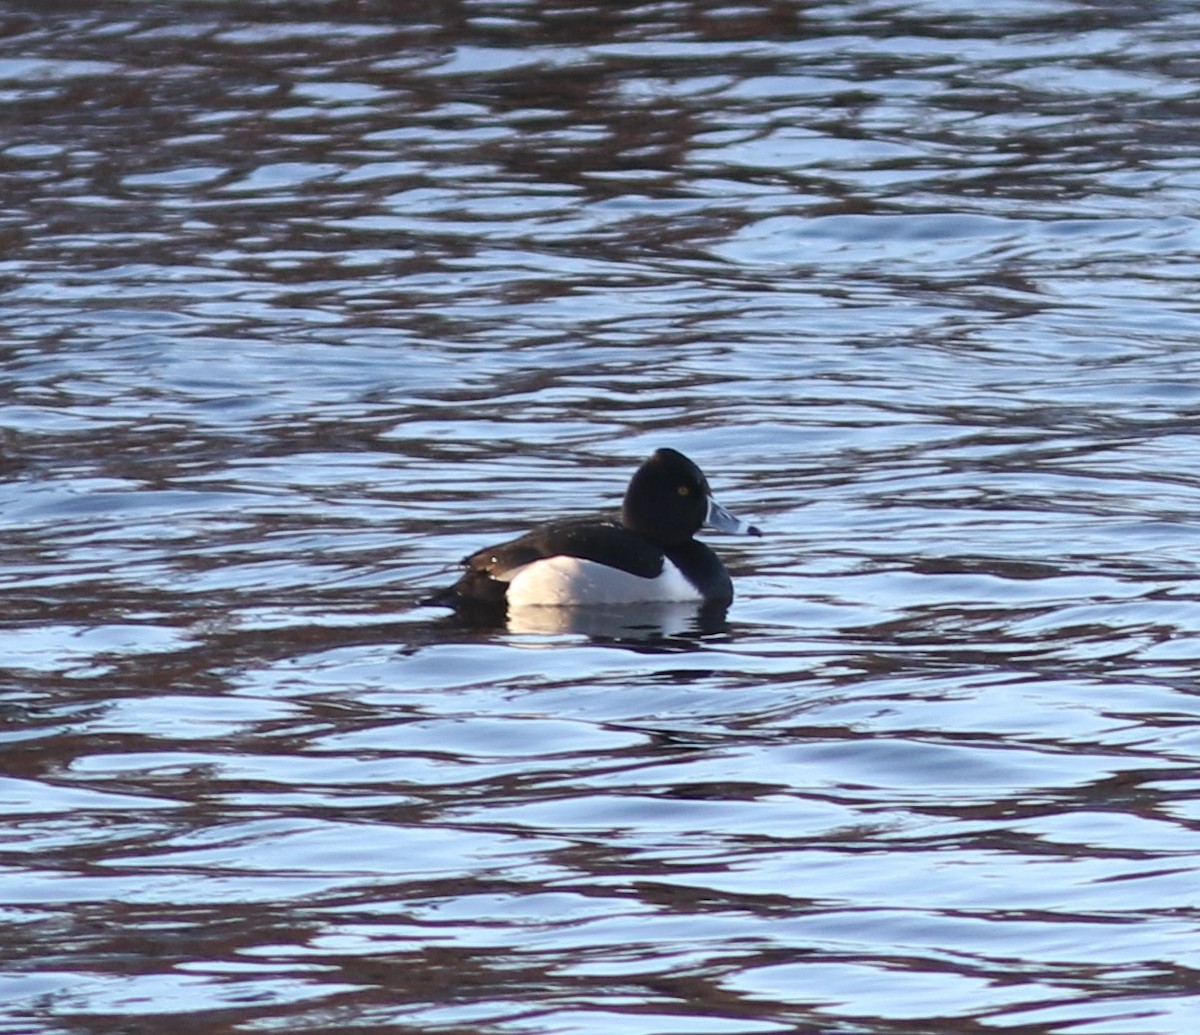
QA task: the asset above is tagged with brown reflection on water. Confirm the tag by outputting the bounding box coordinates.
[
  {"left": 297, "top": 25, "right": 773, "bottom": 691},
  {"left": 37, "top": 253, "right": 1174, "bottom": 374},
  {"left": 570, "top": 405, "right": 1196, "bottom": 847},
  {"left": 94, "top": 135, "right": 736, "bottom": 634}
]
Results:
[{"left": 5, "top": 0, "right": 1200, "bottom": 1033}]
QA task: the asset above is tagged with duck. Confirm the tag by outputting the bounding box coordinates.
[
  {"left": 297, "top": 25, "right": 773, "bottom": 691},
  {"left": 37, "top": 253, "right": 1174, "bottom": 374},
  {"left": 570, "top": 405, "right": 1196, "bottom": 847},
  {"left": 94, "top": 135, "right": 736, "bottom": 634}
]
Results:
[{"left": 426, "top": 448, "right": 760, "bottom": 615}]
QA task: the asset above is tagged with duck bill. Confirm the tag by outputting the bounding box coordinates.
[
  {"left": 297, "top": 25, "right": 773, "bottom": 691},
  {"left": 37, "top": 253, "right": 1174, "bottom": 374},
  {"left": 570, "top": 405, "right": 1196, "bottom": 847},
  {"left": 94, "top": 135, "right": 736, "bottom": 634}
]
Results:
[{"left": 705, "top": 497, "right": 761, "bottom": 536}]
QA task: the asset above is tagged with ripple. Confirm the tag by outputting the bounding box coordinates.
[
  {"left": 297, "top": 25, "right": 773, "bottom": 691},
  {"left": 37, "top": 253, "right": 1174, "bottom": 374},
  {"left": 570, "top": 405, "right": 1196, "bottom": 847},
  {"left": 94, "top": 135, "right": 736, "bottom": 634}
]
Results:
[{"left": 4, "top": 2, "right": 1200, "bottom": 1033}]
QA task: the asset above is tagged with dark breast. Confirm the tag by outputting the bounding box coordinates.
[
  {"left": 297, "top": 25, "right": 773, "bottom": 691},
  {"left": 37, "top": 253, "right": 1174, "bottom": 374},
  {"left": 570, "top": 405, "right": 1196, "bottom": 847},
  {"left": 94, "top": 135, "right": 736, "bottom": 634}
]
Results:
[{"left": 663, "top": 539, "right": 733, "bottom": 607}]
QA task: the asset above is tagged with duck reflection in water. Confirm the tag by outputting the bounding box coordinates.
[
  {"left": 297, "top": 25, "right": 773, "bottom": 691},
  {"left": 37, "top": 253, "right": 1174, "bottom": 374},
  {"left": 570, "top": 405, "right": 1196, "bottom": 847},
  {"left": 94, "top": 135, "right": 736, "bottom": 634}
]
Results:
[{"left": 425, "top": 448, "right": 760, "bottom": 636}]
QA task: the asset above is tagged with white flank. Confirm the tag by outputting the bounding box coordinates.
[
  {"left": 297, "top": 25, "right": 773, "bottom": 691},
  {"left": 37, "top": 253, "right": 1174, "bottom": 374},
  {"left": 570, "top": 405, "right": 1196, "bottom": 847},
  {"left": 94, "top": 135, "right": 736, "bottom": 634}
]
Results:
[{"left": 504, "top": 555, "right": 701, "bottom": 607}]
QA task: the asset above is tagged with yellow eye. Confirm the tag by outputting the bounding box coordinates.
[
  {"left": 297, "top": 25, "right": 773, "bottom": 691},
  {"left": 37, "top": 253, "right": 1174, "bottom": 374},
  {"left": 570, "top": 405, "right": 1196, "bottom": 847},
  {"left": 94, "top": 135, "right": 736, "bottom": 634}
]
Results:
[{"left": 677, "top": 485, "right": 690, "bottom": 496}]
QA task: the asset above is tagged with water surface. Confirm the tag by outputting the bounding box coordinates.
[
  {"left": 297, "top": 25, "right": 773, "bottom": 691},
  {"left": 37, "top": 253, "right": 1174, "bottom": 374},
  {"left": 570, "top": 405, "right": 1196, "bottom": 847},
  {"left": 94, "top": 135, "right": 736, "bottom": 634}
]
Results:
[{"left": 4, "top": 2, "right": 1200, "bottom": 1033}]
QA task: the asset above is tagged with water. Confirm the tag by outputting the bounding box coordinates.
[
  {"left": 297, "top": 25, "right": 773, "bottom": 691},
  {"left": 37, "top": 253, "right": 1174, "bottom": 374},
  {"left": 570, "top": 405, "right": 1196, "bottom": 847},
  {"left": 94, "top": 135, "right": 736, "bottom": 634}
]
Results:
[{"left": 3, "top": 1, "right": 1200, "bottom": 1032}]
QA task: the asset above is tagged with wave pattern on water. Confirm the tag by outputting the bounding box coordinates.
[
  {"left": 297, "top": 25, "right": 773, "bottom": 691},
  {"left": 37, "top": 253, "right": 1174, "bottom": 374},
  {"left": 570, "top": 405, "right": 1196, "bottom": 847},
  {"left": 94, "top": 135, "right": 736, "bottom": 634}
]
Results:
[{"left": 3, "top": 1, "right": 1200, "bottom": 1033}]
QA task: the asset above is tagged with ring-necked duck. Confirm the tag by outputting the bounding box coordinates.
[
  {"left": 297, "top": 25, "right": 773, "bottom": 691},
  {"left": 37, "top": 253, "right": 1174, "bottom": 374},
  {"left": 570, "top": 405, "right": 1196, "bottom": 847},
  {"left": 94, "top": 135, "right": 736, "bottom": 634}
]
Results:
[{"left": 426, "top": 448, "right": 760, "bottom": 613}]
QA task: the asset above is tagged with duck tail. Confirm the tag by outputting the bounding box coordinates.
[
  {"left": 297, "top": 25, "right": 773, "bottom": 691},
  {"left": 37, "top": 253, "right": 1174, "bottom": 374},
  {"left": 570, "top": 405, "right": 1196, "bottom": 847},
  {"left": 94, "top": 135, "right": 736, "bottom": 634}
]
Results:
[{"left": 421, "top": 584, "right": 460, "bottom": 609}]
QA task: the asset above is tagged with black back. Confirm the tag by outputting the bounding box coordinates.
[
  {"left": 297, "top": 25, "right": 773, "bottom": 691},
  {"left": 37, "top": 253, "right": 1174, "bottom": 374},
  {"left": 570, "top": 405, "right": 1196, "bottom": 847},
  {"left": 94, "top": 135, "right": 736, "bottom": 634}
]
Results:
[{"left": 467, "top": 519, "right": 664, "bottom": 580}]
